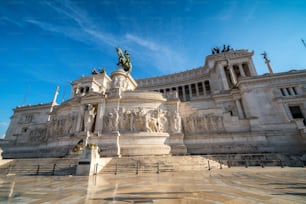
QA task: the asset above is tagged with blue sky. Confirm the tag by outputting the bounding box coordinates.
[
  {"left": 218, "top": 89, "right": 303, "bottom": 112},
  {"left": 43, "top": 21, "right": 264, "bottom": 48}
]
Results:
[{"left": 0, "top": 0, "right": 306, "bottom": 138}]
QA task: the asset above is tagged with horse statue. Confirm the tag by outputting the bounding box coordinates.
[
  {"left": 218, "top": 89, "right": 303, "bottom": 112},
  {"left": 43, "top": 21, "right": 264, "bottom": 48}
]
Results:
[{"left": 116, "top": 48, "right": 132, "bottom": 73}]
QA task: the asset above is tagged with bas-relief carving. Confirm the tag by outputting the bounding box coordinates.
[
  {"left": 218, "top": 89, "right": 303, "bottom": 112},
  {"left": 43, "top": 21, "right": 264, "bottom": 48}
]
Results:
[
  {"left": 47, "top": 113, "right": 78, "bottom": 138},
  {"left": 112, "top": 76, "right": 128, "bottom": 89},
  {"left": 111, "top": 75, "right": 133, "bottom": 93},
  {"left": 183, "top": 114, "right": 224, "bottom": 134},
  {"left": 169, "top": 110, "right": 182, "bottom": 133},
  {"left": 83, "top": 104, "right": 96, "bottom": 133},
  {"left": 29, "top": 128, "right": 47, "bottom": 143},
  {"left": 101, "top": 107, "right": 182, "bottom": 134},
  {"left": 16, "top": 80, "right": 184, "bottom": 145}
]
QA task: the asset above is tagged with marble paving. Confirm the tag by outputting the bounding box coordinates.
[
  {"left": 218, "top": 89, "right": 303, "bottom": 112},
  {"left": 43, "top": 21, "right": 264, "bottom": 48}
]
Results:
[{"left": 0, "top": 167, "right": 306, "bottom": 203}]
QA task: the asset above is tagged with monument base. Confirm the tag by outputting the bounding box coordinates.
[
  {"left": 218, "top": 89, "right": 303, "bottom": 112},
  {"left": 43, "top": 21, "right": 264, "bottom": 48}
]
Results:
[
  {"left": 89, "top": 132, "right": 172, "bottom": 157},
  {"left": 119, "top": 132, "right": 171, "bottom": 156}
]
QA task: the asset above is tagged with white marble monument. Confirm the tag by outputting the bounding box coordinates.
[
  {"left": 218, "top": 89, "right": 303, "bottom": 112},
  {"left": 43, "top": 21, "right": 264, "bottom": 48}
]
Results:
[{"left": 1, "top": 47, "right": 306, "bottom": 158}]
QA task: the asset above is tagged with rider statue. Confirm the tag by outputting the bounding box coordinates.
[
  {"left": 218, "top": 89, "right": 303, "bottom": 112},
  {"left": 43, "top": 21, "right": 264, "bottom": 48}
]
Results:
[{"left": 116, "top": 48, "right": 132, "bottom": 73}]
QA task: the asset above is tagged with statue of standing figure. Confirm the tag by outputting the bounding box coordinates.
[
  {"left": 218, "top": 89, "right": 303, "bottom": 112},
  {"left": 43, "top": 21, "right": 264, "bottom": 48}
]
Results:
[
  {"left": 116, "top": 48, "right": 132, "bottom": 73},
  {"left": 171, "top": 110, "right": 182, "bottom": 133},
  {"left": 84, "top": 104, "right": 96, "bottom": 134}
]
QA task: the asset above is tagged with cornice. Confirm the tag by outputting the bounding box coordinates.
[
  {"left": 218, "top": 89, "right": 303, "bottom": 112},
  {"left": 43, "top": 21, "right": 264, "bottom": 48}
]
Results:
[
  {"left": 238, "top": 70, "right": 306, "bottom": 88},
  {"left": 14, "top": 103, "right": 52, "bottom": 112},
  {"left": 136, "top": 68, "right": 210, "bottom": 89},
  {"left": 204, "top": 49, "right": 253, "bottom": 67}
]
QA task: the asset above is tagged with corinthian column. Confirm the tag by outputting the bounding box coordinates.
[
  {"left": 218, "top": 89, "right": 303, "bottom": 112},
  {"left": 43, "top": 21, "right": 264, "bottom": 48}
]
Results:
[
  {"left": 94, "top": 100, "right": 105, "bottom": 136},
  {"left": 76, "top": 105, "right": 85, "bottom": 132},
  {"left": 238, "top": 64, "right": 246, "bottom": 77},
  {"left": 218, "top": 63, "right": 229, "bottom": 90},
  {"left": 229, "top": 64, "right": 237, "bottom": 85}
]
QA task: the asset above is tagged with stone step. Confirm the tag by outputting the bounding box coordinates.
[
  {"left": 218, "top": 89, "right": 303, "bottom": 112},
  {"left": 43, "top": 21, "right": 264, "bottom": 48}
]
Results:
[
  {"left": 201, "top": 153, "right": 306, "bottom": 167},
  {"left": 0, "top": 158, "right": 78, "bottom": 176},
  {"left": 99, "top": 155, "right": 224, "bottom": 175}
]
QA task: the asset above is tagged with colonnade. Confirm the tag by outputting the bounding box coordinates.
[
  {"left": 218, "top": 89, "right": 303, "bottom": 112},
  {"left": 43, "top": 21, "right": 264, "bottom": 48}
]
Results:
[
  {"left": 280, "top": 87, "right": 298, "bottom": 96},
  {"left": 219, "top": 62, "right": 253, "bottom": 89},
  {"left": 155, "top": 80, "right": 211, "bottom": 101}
]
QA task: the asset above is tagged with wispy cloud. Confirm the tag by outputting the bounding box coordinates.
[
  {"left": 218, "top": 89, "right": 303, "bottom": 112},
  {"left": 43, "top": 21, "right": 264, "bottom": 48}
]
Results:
[
  {"left": 25, "top": 19, "right": 93, "bottom": 46},
  {"left": 0, "top": 16, "right": 25, "bottom": 27},
  {"left": 125, "top": 33, "right": 188, "bottom": 73},
  {"left": 3, "top": 0, "right": 189, "bottom": 75},
  {"left": 31, "top": 1, "right": 187, "bottom": 73},
  {"left": 213, "top": 1, "right": 237, "bottom": 21},
  {"left": 24, "top": 2, "right": 117, "bottom": 48},
  {"left": 244, "top": 3, "right": 257, "bottom": 22},
  {"left": 126, "top": 34, "right": 160, "bottom": 51},
  {"left": 84, "top": 28, "right": 118, "bottom": 47},
  {"left": 43, "top": 0, "right": 91, "bottom": 28},
  {"left": 0, "top": 122, "right": 8, "bottom": 127}
]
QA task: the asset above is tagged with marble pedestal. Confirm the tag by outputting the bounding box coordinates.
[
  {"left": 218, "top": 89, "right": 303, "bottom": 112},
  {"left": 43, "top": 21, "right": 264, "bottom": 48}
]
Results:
[
  {"left": 119, "top": 132, "right": 171, "bottom": 156},
  {"left": 91, "top": 132, "right": 171, "bottom": 157}
]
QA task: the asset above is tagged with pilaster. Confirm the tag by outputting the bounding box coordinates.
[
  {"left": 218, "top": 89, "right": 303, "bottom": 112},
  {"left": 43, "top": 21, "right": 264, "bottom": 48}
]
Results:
[
  {"left": 94, "top": 100, "right": 105, "bottom": 136},
  {"left": 235, "top": 99, "right": 245, "bottom": 119}
]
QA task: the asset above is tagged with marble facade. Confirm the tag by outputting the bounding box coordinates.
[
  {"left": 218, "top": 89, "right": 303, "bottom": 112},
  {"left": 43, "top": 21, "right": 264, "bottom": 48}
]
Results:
[{"left": 1, "top": 48, "right": 306, "bottom": 158}]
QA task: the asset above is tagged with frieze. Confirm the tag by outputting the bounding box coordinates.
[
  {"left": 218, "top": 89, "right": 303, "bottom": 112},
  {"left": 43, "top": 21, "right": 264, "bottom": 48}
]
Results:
[
  {"left": 47, "top": 113, "right": 78, "bottom": 137},
  {"left": 182, "top": 113, "right": 224, "bottom": 134},
  {"left": 238, "top": 71, "right": 306, "bottom": 89},
  {"left": 206, "top": 49, "right": 253, "bottom": 61},
  {"left": 102, "top": 107, "right": 182, "bottom": 134},
  {"left": 29, "top": 128, "right": 48, "bottom": 143}
]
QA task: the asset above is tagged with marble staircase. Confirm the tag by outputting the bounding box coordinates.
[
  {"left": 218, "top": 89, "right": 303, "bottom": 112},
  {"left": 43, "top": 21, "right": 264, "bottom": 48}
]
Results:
[
  {"left": 1, "top": 153, "right": 304, "bottom": 176},
  {"left": 99, "top": 155, "right": 224, "bottom": 175},
  {"left": 205, "top": 153, "right": 306, "bottom": 167},
  {"left": 0, "top": 158, "right": 78, "bottom": 176},
  {"left": 99, "top": 153, "right": 306, "bottom": 175}
]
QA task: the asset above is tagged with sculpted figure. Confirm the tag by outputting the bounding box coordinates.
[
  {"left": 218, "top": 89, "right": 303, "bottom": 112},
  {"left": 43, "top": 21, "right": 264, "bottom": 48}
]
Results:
[
  {"left": 116, "top": 48, "right": 132, "bottom": 73},
  {"left": 134, "top": 108, "right": 146, "bottom": 132},
  {"left": 91, "top": 68, "right": 98, "bottom": 75},
  {"left": 130, "top": 110, "right": 136, "bottom": 132},
  {"left": 186, "top": 116, "right": 195, "bottom": 133},
  {"left": 84, "top": 104, "right": 96, "bottom": 133},
  {"left": 148, "top": 117, "right": 158, "bottom": 132},
  {"left": 145, "top": 113, "right": 153, "bottom": 132},
  {"left": 214, "top": 47, "right": 220, "bottom": 53},
  {"left": 261, "top": 51, "right": 268, "bottom": 61},
  {"left": 107, "top": 113, "right": 114, "bottom": 131},
  {"left": 158, "top": 109, "right": 168, "bottom": 132},
  {"left": 144, "top": 110, "right": 158, "bottom": 132},
  {"left": 171, "top": 110, "right": 181, "bottom": 133},
  {"left": 222, "top": 44, "right": 226, "bottom": 52},
  {"left": 118, "top": 108, "right": 125, "bottom": 131},
  {"left": 113, "top": 108, "right": 119, "bottom": 132}
]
